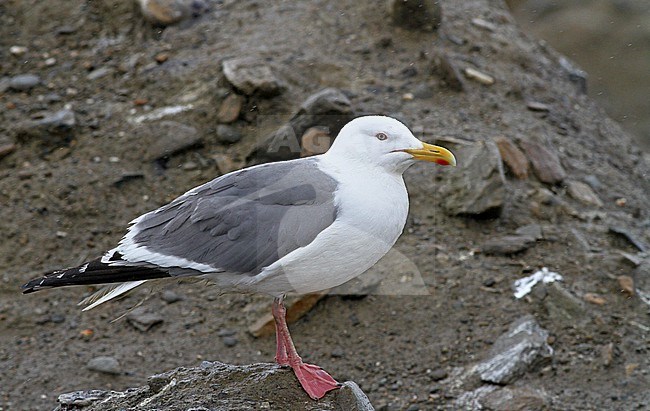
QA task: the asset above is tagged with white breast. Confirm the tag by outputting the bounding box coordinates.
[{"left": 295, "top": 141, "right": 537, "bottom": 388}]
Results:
[{"left": 251, "top": 157, "right": 410, "bottom": 296}]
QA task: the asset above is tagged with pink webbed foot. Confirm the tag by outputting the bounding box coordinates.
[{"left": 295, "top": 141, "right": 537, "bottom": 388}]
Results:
[{"left": 291, "top": 361, "right": 340, "bottom": 400}]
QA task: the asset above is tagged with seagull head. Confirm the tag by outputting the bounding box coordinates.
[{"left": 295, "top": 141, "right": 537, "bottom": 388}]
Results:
[{"left": 325, "top": 115, "right": 456, "bottom": 174}]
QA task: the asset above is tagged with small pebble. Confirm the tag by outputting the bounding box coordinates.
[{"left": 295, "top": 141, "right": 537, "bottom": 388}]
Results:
[
  {"left": 429, "top": 368, "right": 448, "bottom": 381},
  {"left": 10, "top": 46, "right": 28, "bottom": 56},
  {"left": 216, "top": 124, "right": 242, "bottom": 144},
  {"left": 86, "top": 356, "right": 121, "bottom": 375},
  {"left": 9, "top": 74, "right": 40, "bottom": 91},
  {"left": 583, "top": 293, "right": 606, "bottom": 305},
  {"left": 154, "top": 52, "right": 169, "bottom": 63},
  {"left": 526, "top": 101, "right": 550, "bottom": 112},
  {"left": 617, "top": 275, "right": 634, "bottom": 296},
  {"left": 463, "top": 67, "right": 495, "bottom": 85},
  {"left": 161, "top": 290, "right": 183, "bottom": 303},
  {"left": 331, "top": 346, "right": 345, "bottom": 358},
  {"left": 222, "top": 336, "right": 238, "bottom": 347}
]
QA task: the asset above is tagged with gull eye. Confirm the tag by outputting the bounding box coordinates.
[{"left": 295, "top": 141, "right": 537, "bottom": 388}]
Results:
[{"left": 376, "top": 132, "right": 388, "bottom": 141}]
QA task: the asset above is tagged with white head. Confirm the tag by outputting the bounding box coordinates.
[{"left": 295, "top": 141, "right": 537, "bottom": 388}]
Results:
[{"left": 325, "top": 116, "right": 456, "bottom": 174}]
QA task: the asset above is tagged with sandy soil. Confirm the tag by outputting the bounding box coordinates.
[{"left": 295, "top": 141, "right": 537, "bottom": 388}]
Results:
[{"left": 1, "top": 0, "right": 649, "bottom": 410}]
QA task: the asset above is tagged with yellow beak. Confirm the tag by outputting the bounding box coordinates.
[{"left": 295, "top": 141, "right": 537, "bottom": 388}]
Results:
[{"left": 403, "top": 142, "right": 457, "bottom": 166}]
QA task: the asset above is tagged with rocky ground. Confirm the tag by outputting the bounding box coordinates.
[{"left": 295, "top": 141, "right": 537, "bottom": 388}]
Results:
[{"left": 1, "top": 0, "right": 649, "bottom": 410}]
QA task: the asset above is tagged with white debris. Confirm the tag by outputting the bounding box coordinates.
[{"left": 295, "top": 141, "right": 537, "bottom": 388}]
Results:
[
  {"left": 129, "top": 104, "right": 194, "bottom": 124},
  {"left": 513, "top": 267, "right": 563, "bottom": 299}
]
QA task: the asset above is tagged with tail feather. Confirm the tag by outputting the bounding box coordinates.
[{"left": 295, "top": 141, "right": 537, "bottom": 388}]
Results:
[
  {"left": 80, "top": 280, "right": 147, "bottom": 311},
  {"left": 21, "top": 257, "right": 171, "bottom": 294}
]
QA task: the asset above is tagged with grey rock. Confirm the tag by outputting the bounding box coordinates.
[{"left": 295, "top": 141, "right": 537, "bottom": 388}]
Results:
[
  {"left": 543, "top": 282, "right": 589, "bottom": 326},
  {"left": 482, "top": 235, "right": 536, "bottom": 255},
  {"left": 126, "top": 307, "right": 164, "bottom": 332},
  {"left": 515, "top": 224, "right": 543, "bottom": 240},
  {"left": 559, "top": 56, "right": 588, "bottom": 94},
  {"left": 86, "top": 356, "right": 121, "bottom": 375},
  {"left": 435, "top": 54, "right": 465, "bottom": 91},
  {"left": 248, "top": 88, "right": 354, "bottom": 163},
  {"left": 481, "top": 387, "right": 549, "bottom": 411},
  {"left": 440, "top": 140, "right": 506, "bottom": 217},
  {"left": 222, "top": 57, "right": 285, "bottom": 97},
  {"left": 412, "top": 82, "right": 434, "bottom": 99},
  {"left": 55, "top": 361, "right": 374, "bottom": 410},
  {"left": 161, "top": 289, "right": 183, "bottom": 303},
  {"left": 58, "top": 390, "right": 112, "bottom": 406},
  {"left": 87, "top": 67, "right": 113, "bottom": 81},
  {"left": 583, "top": 174, "right": 602, "bottom": 190},
  {"left": 222, "top": 336, "right": 239, "bottom": 347},
  {"left": 14, "top": 109, "right": 76, "bottom": 141},
  {"left": 216, "top": 124, "right": 242, "bottom": 144},
  {"left": 634, "top": 260, "right": 650, "bottom": 307},
  {"left": 141, "top": 121, "right": 201, "bottom": 161},
  {"left": 387, "top": 0, "right": 442, "bottom": 32},
  {"left": 473, "top": 315, "right": 553, "bottom": 384},
  {"left": 9, "top": 74, "right": 40, "bottom": 91}
]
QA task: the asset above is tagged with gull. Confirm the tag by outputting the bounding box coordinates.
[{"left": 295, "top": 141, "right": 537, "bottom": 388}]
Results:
[{"left": 22, "top": 115, "right": 456, "bottom": 399}]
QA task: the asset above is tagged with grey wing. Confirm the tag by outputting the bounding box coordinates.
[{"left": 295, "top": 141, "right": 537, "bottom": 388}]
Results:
[{"left": 120, "top": 159, "right": 338, "bottom": 276}]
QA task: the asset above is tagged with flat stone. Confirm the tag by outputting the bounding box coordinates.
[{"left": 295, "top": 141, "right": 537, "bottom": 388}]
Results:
[
  {"left": 126, "top": 307, "right": 164, "bottom": 332},
  {"left": 222, "top": 58, "right": 285, "bottom": 97},
  {"left": 494, "top": 136, "right": 529, "bottom": 179},
  {"left": 86, "top": 356, "right": 121, "bottom": 375},
  {"left": 473, "top": 315, "right": 553, "bottom": 384},
  {"left": 515, "top": 224, "right": 543, "bottom": 240},
  {"left": 543, "top": 282, "right": 589, "bottom": 325},
  {"left": 216, "top": 124, "right": 242, "bottom": 144},
  {"left": 482, "top": 235, "right": 536, "bottom": 255},
  {"left": 56, "top": 361, "right": 374, "bottom": 410},
  {"left": 440, "top": 140, "right": 506, "bottom": 217},
  {"left": 566, "top": 180, "right": 603, "bottom": 207},
  {"left": 217, "top": 93, "right": 244, "bottom": 123},
  {"left": 15, "top": 109, "right": 76, "bottom": 141},
  {"left": 519, "top": 139, "right": 566, "bottom": 184},
  {"left": 481, "top": 387, "right": 549, "bottom": 411},
  {"left": 9, "top": 74, "right": 40, "bottom": 91},
  {"left": 142, "top": 121, "right": 201, "bottom": 161},
  {"left": 387, "top": 0, "right": 442, "bottom": 32}
]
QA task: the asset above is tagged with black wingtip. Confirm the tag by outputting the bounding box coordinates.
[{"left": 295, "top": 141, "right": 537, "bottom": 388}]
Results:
[{"left": 21, "top": 258, "right": 172, "bottom": 294}]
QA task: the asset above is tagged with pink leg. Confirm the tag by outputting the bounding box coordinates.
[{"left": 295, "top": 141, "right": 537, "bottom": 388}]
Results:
[
  {"left": 271, "top": 297, "right": 340, "bottom": 400},
  {"left": 272, "top": 300, "right": 289, "bottom": 365}
]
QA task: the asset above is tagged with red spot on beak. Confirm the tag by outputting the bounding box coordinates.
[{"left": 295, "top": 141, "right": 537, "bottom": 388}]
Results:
[{"left": 435, "top": 159, "right": 450, "bottom": 166}]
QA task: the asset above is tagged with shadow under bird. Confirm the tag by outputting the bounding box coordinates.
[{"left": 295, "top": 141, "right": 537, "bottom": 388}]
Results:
[{"left": 22, "top": 115, "right": 456, "bottom": 400}]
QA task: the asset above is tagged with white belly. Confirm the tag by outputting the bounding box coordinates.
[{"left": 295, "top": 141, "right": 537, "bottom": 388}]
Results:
[{"left": 252, "top": 167, "right": 410, "bottom": 296}]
